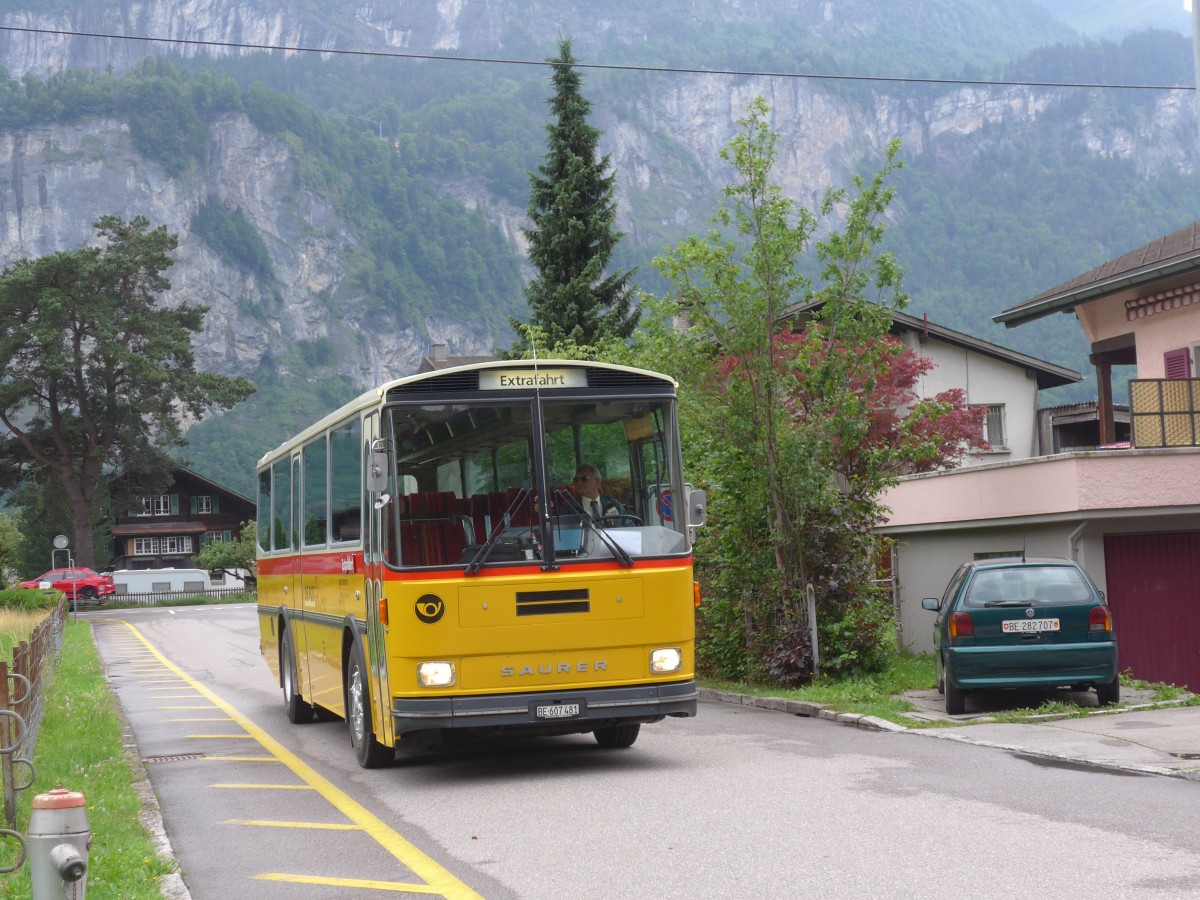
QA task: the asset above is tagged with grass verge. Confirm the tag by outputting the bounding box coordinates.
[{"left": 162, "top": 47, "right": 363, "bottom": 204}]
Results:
[
  {"left": 703, "top": 650, "right": 936, "bottom": 723},
  {"left": 0, "top": 609, "right": 46, "bottom": 657},
  {"left": 2, "top": 620, "right": 175, "bottom": 899}
]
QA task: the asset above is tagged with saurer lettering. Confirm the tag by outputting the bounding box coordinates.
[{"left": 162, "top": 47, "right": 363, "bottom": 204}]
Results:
[{"left": 501, "top": 661, "right": 607, "bottom": 676}]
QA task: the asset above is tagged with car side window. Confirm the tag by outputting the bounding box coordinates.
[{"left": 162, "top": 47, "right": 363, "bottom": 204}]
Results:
[{"left": 941, "top": 566, "right": 969, "bottom": 609}]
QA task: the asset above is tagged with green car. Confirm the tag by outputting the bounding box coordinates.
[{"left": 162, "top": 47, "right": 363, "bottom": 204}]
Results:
[{"left": 921, "top": 557, "right": 1118, "bottom": 716}]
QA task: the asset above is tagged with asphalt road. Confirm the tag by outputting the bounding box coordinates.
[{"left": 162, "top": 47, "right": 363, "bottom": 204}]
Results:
[{"left": 88, "top": 604, "right": 1200, "bottom": 899}]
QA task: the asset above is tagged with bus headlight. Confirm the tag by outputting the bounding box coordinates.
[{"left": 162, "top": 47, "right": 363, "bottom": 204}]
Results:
[
  {"left": 649, "top": 648, "right": 682, "bottom": 674},
  {"left": 417, "top": 661, "right": 456, "bottom": 687}
]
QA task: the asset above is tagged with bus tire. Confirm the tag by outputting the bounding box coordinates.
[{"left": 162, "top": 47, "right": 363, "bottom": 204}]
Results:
[
  {"left": 593, "top": 723, "right": 640, "bottom": 749},
  {"left": 348, "top": 640, "right": 393, "bottom": 769},
  {"left": 281, "top": 626, "right": 314, "bottom": 724}
]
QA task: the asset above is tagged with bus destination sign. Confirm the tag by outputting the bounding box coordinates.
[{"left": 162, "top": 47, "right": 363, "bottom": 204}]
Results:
[{"left": 480, "top": 368, "right": 589, "bottom": 390}]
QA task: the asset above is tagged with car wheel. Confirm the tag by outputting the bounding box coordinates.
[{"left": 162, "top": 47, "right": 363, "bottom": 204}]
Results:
[
  {"left": 281, "top": 627, "right": 314, "bottom": 724},
  {"left": 1096, "top": 677, "right": 1121, "bottom": 707},
  {"left": 80, "top": 586, "right": 98, "bottom": 599},
  {"left": 935, "top": 654, "right": 945, "bottom": 695},
  {"left": 945, "top": 678, "right": 967, "bottom": 716},
  {"left": 347, "top": 640, "right": 393, "bottom": 769},
  {"left": 594, "top": 723, "right": 640, "bottom": 749}
]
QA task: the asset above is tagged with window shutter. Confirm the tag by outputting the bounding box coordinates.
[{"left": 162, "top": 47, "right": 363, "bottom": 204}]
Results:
[
  {"left": 170, "top": 494, "right": 179, "bottom": 515},
  {"left": 224, "top": 530, "right": 232, "bottom": 542},
  {"left": 190, "top": 496, "right": 197, "bottom": 514},
  {"left": 1165, "top": 347, "right": 1191, "bottom": 379},
  {"left": 213, "top": 496, "right": 221, "bottom": 513}
]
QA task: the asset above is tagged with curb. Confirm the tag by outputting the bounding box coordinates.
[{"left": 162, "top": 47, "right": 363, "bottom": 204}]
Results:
[
  {"left": 698, "top": 687, "right": 908, "bottom": 733},
  {"left": 99, "top": 629, "right": 193, "bottom": 900}
]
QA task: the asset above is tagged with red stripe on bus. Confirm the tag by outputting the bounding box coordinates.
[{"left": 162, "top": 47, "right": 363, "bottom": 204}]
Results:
[{"left": 257, "top": 553, "right": 690, "bottom": 579}]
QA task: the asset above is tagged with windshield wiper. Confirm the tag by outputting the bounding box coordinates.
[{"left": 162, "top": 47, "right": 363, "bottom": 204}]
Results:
[
  {"left": 551, "top": 488, "right": 634, "bottom": 568},
  {"left": 982, "top": 599, "right": 1033, "bottom": 607},
  {"left": 465, "top": 487, "right": 531, "bottom": 575}
]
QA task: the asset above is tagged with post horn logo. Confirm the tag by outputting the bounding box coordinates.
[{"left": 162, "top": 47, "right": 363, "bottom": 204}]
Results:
[{"left": 415, "top": 594, "right": 445, "bottom": 624}]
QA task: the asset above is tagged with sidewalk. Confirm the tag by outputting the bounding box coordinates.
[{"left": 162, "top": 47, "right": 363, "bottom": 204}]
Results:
[{"left": 699, "top": 686, "right": 1200, "bottom": 780}]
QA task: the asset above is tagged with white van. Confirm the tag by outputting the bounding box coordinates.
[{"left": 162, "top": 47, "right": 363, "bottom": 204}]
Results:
[{"left": 111, "top": 568, "right": 211, "bottom": 595}]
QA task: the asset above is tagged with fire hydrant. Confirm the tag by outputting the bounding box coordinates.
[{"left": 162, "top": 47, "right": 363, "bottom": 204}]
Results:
[{"left": 29, "top": 786, "right": 90, "bottom": 899}]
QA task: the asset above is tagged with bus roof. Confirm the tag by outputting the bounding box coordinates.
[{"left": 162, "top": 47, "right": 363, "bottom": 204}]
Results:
[{"left": 255, "top": 359, "right": 677, "bottom": 469}]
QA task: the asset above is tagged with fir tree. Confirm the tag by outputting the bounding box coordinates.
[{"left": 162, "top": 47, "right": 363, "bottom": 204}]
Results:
[{"left": 514, "top": 39, "right": 638, "bottom": 351}]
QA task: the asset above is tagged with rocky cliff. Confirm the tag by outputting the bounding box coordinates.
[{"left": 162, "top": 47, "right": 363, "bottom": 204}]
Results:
[
  {"left": 0, "top": 1, "right": 1196, "bottom": 389},
  {"left": 0, "top": 110, "right": 495, "bottom": 384}
]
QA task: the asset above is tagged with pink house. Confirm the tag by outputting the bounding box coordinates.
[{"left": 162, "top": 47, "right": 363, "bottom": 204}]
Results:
[{"left": 881, "top": 222, "right": 1200, "bottom": 689}]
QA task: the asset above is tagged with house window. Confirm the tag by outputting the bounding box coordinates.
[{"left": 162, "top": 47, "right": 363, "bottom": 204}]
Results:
[
  {"left": 133, "top": 537, "right": 159, "bottom": 555},
  {"left": 162, "top": 536, "right": 192, "bottom": 554},
  {"left": 973, "top": 404, "right": 1007, "bottom": 450},
  {"left": 196, "top": 495, "right": 213, "bottom": 514},
  {"left": 135, "top": 497, "right": 154, "bottom": 517},
  {"left": 153, "top": 495, "right": 172, "bottom": 516},
  {"left": 203, "top": 530, "right": 230, "bottom": 547}
]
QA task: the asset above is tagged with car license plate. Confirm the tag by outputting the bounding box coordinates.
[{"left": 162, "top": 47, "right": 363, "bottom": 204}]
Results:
[
  {"left": 535, "top": 702, "right": 581, "bottom": 720},
  {"left": 1002, "top": 618, "right": 1060, "bottom": 633}
]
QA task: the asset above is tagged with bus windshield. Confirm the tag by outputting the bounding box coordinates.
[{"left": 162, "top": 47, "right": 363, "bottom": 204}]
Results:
[{"left": 382, "top": 396, "right": 687, "bottom": 569}]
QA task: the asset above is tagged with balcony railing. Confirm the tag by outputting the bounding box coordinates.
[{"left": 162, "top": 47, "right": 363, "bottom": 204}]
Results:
[{"left": 1130, "top": 378, "right": 1200, "bottom": 449}]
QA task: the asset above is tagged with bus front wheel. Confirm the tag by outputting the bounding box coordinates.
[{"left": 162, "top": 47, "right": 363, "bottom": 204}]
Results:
[
  {"left": 593, "top": 723, "right": 640, "bottom": 749},
  {"left": 347, "top": 641, "right": 393, "bottom": 769}
]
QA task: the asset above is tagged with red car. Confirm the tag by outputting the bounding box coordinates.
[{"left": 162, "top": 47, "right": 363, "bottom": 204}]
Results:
[{"left": 19, "top": 568, "right": 116, "bottom": 602}]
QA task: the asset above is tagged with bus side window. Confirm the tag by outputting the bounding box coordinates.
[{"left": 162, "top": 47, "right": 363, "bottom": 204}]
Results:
[
  {"left": 330, "top": 418, "right": 362, "bottom": 543},
  {"left": 272, "top": 458, "right": 292, "bottom": 551}
]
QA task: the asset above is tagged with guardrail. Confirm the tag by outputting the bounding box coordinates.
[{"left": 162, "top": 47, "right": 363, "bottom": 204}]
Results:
[
  {"left": 1, "top": 599, "right": 67, "bottom": 873},
  {"left": 106, "top": 586, "right": 256, "bottom": 607}
]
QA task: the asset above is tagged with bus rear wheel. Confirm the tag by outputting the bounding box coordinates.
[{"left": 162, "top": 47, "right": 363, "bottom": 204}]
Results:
[
  {"left": 281, "top": 627, "right": 314, "bottom": 724},
  {"left": 347, "top": 641, "right": 393, "bottom": 769},
  {"left": 593, "top": 723, "right": 640, "bottom": 749}
]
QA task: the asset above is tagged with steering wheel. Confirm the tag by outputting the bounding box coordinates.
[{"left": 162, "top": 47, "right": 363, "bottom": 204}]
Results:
[{"left": 601, "top": 514, "right": 642, "bottom": 527}]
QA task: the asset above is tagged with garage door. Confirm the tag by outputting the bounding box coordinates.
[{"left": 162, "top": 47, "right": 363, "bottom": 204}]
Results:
[{"left": 1103, "top": 531, "right": 1200, "bottom": 690}]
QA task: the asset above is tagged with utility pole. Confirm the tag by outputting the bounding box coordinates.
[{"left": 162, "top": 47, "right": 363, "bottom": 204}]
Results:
[{"left": 1193, "top": 0, "right": 1200, "bottom": 153}]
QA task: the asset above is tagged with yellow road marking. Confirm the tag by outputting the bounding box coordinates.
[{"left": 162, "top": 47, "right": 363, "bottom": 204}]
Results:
[
  {"left": 256, "top": 873, "right": 444, "bottom": 893},
  {"left": 121, "top": 622, "right": 483, "bottom": 900},
  {"left": 185, "top": 734, "right": 254, "bottom": 740},
  {"left": 225, "top": 819, "right": 363, "bottom": 831},
  {"left": 211, "top": 784, "right": 315, "bottom": 791}
]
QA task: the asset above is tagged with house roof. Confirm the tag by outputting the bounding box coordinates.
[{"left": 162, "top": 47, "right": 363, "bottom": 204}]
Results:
[
  {"left": 994, "top": 221, "right": 1200, "bottom": 327},
  {"left": 779, "top": 300, "right": 1081, "bottom": 390}
]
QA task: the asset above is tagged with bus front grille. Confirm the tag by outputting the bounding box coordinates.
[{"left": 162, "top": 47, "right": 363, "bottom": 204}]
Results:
[{"left": 516, "top": 588, "right": 590, "bottom": 616}]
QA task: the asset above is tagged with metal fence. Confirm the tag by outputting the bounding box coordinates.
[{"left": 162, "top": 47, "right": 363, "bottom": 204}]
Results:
[
  {"left": 104, "top": 586, "right": 256, "bottom": 607},
  {"left": 1, "top": 599, "right": 67, "bottom": 872}
]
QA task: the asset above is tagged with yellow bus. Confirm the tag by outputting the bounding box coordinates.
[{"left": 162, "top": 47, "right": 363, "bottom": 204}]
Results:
[{"left": 257, "top": 360, "right": 704, "bottom": 767}]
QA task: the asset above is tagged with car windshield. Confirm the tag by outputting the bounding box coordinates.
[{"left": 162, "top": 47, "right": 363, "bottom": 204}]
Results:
[{"left": 964, "top": 565, "right": 1093, "bottom": 607}]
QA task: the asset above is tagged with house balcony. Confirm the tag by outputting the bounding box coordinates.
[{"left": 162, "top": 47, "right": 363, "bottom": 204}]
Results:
[{"left": 881, "top": 445, "right": 1200, "bottom": 532}]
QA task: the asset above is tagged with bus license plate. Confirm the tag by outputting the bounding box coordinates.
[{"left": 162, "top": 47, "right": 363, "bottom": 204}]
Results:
[{"left": 535, "top": 702, "right": 581, "bottom": 720}]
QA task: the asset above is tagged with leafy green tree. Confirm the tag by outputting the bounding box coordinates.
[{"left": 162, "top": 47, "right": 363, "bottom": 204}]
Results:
[
  {"left": 0, "top": 513, "right": 21, "bottom": 585},
  {"left": 195, "top": 520, "right": 257, "bottom": 583},
  {"left": 513, "top": 38, "right": 638, "bottom": 351},
  {"left": 0, "top": 216, "right": 256, "bottom": 569},
  {"left": 642, "top": 99, "right": 978, "bottom": 684}
]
